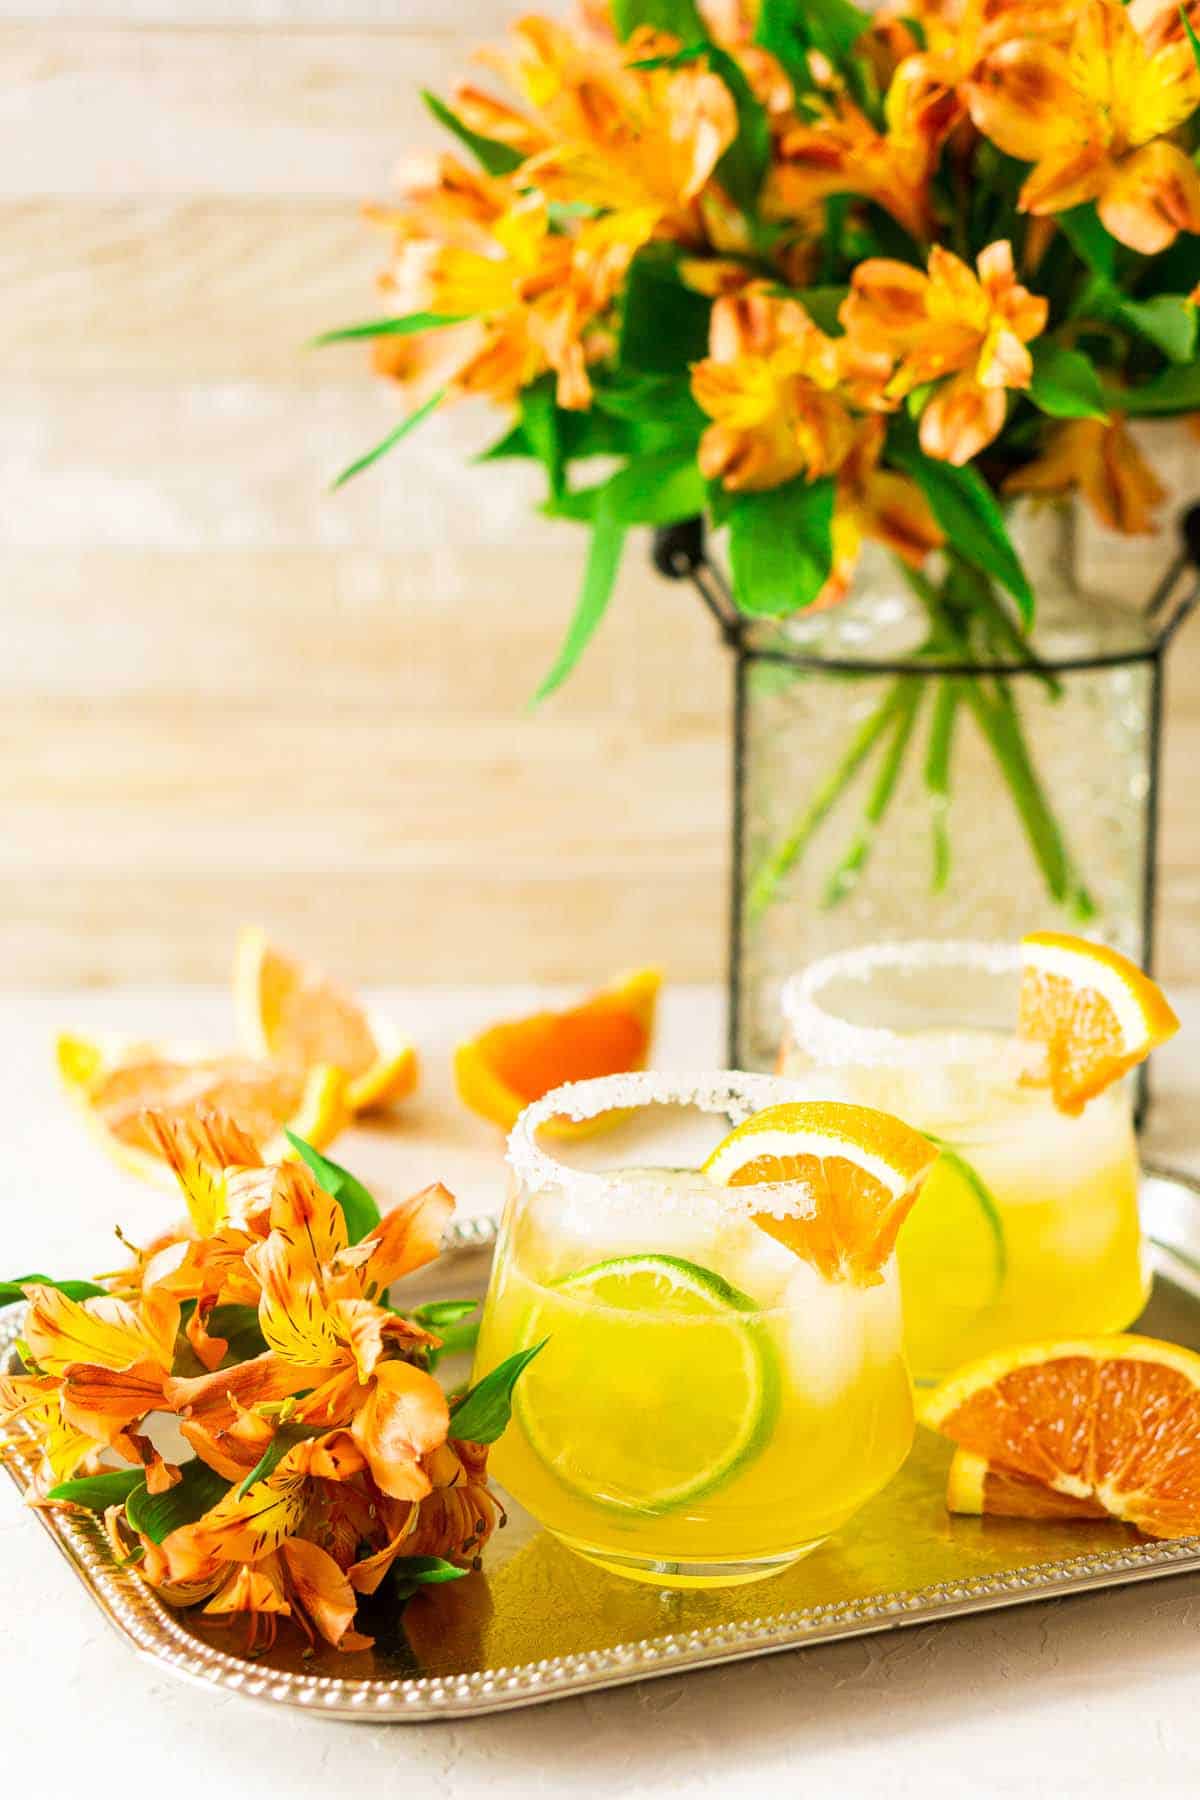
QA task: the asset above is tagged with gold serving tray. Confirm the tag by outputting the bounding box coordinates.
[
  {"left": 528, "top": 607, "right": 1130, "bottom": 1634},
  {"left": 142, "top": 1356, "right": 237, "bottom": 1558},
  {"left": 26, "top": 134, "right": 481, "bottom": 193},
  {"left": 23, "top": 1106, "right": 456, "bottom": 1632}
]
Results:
[{"left": 4, "top": 1170, "right": 1200, "bottom": 1722}]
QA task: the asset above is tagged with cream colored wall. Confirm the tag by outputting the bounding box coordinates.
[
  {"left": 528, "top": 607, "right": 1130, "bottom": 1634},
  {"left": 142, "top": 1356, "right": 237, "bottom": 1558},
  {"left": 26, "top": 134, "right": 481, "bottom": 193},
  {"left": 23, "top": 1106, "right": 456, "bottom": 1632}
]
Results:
[{"left": 4, "top": 7, "right": 1199, "bottom": 987}]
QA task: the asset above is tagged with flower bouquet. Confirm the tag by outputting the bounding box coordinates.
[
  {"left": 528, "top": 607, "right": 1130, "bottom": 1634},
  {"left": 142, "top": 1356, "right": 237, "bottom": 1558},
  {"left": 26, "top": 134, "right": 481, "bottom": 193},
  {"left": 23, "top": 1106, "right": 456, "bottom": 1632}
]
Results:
[
  {"left": 323, "top": 0, "right": 1200, "bottom": 918},
  {"left": 0, "top": 1117, "right": 533, "bottom": 1652}
]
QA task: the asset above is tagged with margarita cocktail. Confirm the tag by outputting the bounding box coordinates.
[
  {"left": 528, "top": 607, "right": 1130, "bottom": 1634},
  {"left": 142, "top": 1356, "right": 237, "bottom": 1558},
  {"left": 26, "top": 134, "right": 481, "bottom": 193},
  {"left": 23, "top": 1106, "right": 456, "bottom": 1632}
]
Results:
[
  {"left": 473, "top": 1073, "right": 934, "bottom": 1587},
  {"left": 778, "top": 938, "right": 1177, "bottom": 1381}
]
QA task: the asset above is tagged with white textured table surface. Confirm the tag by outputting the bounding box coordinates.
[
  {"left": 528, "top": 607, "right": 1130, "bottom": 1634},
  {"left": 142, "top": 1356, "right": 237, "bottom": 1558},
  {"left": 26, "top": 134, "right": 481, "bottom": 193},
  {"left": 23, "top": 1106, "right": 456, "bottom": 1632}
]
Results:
[{"left": 3, "top": 983, "right": 1200, "bottom": 1800}]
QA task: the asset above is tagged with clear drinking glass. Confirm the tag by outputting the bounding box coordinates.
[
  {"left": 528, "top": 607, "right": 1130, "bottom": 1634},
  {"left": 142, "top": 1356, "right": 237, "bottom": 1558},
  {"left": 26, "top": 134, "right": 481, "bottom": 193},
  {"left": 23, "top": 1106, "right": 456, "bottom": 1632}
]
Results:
[
  {"left": 778, "top": 942, "right": 1147, "bottom": 1382},
  {"left": 472, "top": 1071, "right": 915, "bottom": 1588}
]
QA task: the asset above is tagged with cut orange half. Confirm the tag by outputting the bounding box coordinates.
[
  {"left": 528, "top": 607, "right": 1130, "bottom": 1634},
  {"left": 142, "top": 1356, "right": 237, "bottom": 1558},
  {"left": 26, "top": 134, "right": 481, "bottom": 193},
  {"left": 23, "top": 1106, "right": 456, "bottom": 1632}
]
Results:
[
  {"left": 945, "top": 1451, "right": 1108, "bottom": 1522},
  {"left": 233, "top": 927, "right": 418, "bottom": 1113},
  {"left": 703, "top": 1100, "right": 938, "bottom": 1286},
  {"left": 1019, "top": 931, "right": 1179, "bottom": 1116},
  {"left": 452, "top": 969, "right": 660, "bottom": 1132},
  {"left": 924, "top": 1335, "right": 1200, "bottom": 1540},
  {"left": 56, "top": 1032, "right": 348, "bottom": 1188}
]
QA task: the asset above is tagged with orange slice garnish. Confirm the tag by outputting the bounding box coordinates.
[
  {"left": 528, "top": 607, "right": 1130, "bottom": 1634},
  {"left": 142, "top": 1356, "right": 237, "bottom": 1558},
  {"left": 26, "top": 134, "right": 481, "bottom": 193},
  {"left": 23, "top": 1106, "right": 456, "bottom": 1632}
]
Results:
[
  {"left": 452, "top": 969, "right": 660, "bottom": 1131},
  {"left": 56, "top": 1032, "right": 348, "bottom": 1188},
  {"left": 703, "top": 1100, "right": 938, "bottom": 1286},
  {"left": 233, "top": 926, "right": 418, "bottom": 1113},
  {"left": 1019, "top": 931, "right": 1179, "bottom": 1115},
  {"left": 924, "top": 1335, "right": 1200, "bottom": 1540}
]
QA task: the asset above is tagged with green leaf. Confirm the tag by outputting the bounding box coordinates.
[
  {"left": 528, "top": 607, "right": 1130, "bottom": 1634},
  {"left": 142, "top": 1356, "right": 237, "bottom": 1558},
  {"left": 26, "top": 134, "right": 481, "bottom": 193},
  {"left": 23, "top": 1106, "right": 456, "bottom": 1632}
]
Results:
[
  {"left": 706, "top": 47, "right": 771, "bottom": 214},
  {"left": 420, "top": 90, "right": 524, "bottom": 176},
  {"left": 619, "top": 245, "right": 712, "bottom": 377},
  {"left": 1113, "top": 359, "right": 1200, "bottom": 415},
  {"left": 391, "top": 1555, "right": 470, "bottom": 1586},
  {"left": 520, "top": 378, "right": 567, "bottom": 499},
  {"left": 1058, "top": 204, "right": 1117, "bottom": 280},
  {"left": 47, "top": 1467, "right": 145, "bottom": 1511},
  {"left": 285, "top": 1132, "right": 381, "bottom": 1243},
  {"left": 798, "top": 0, "right": 872, "bottom": 62},
  {"left": 612, "top": 0, "right": 707, "bottom": 40},
  {"left": 598, "top": 449, "right": 707, "bottom": 526},
  {"left": 125, "top": 1461, "right": 231, "bottom": 1545},
  {"left": 1028, "top": 342, "right": 1109, "bottom": 421},
  {"left": 0, "top": 1274, "right": 106, "bottom": 1309},
  {"left": 331, "top": 387, "right": 445, "bottom": 490},
  {"left": 310, "top": 312, "right": 468, "bottom": 348},
  {"left": 534, "top": 512, "right": 627, "bottom": 701},
  {"left": 449, "top": 1340, "right": 548, "bottom": 1443},
  {"left": 1115, "top": 293, "right": 1198, "bottom": 363},
  {"left": 727, "top": 477, "right": 836, "bottom": 616},
  {"left": 205, "top": 1302, "right": 268, "bottom": 1363},
  {"left": 1182, "top": 4, "right": 1200, "bottom": 74},
  {"left": 412, "top": 1299, "right": 480, "bottom": 1329},
  {"left": 476, "top": 421, "right": 534, "bottom": 463},
  {"left": 889, "top": 428, "right": 1034, "bottom": 621},
  {"left": 791, "top": 285, "right": 849, "bottom": 335}
]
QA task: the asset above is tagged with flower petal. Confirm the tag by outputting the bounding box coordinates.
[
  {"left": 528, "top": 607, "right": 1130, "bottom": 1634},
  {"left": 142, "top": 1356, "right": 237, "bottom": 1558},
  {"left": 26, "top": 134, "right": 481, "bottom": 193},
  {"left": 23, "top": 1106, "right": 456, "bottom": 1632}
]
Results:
[
  {"left": 1099, "top": 140, "right": 1200, "bottom": 253},
  {"left": 279, "top": 1537, "right": 369, "bottom": 1649},
  {"left": 354, "top": 1183, "right": 456, "bottom": 1297},
  {"left": 23, "top": 1286, "right": 178, "bottom": 1376},
  {"left": 58, "top": 1361, "right": 166, "bottom": 1447},
  {"left": 350, "top": 1360, "right": 449, "bottom": 1501},
  {"left": 919, "top": 373, "right": 1008, "bottom": 464}
]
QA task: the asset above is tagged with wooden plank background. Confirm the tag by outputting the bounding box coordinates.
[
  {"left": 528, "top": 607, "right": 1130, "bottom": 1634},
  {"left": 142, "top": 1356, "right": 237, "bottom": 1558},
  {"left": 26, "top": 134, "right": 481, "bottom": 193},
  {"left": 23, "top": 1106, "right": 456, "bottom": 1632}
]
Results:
[{"left": 4, "top": 6, "right": 1199, "bottom": 988}]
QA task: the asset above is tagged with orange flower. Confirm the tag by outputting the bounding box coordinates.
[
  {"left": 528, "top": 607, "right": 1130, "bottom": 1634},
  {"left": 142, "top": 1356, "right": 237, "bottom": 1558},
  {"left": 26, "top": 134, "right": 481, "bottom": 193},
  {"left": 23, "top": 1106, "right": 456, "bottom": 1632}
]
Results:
[
  {"left": 691, "top": 286, "right": 861, "bottom": 491},
  {"left": 840, "top": 240, "right": 1048, "bottom": 464},
  {"left": 472, "top": 19, "right": 738, "bottom": 238},
  {"left": 966, "top": 0, "right": 1200, "bottom": 252},
  {"left": 1005, "top": 416, "right": 1168, "bottom": 532},
  {"left": 378, "top": 169, "right": 645, "bottom": 410},
  {"left": 821, "top": 417, "right": 945, "bottom": 606},
  {"left": 764, "top": 91, "right": 934, "bottom": 243}
]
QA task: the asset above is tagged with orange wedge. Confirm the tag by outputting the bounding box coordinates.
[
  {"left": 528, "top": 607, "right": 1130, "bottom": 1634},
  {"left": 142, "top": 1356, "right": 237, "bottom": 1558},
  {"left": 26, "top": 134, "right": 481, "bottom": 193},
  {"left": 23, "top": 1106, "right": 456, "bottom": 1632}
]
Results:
[
  {"left": 233, "top": 926, "right": 418, "bottom": 1113},
  {"left": 945, "top": 1451, "right": 1109, "bottom": 1522},
  {"left": 56, "top": 1031, "right": 348, "bottom": 1188},
  {"left": 1019, "top": 931, "right": 1179, "bottom": 1116},
  {"left": 924, "top": 1335, "right": 1200, "bottom": 1540},
  {"left": 452, "top": 969, "right": 660, "bottom": 1131},
  {"left": 703, "top": 1100, "right": 938, "bottom": 1286}
]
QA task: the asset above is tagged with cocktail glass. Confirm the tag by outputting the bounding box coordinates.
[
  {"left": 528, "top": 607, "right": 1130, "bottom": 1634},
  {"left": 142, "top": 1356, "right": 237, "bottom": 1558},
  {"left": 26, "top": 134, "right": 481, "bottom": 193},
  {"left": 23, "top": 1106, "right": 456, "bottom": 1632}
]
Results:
[
  {"left": 473, "top": 1071, "right": 916, "bottom": 1588},
  {"left": 778, "top": 942, "right": 1146, "bottom": 1382}
]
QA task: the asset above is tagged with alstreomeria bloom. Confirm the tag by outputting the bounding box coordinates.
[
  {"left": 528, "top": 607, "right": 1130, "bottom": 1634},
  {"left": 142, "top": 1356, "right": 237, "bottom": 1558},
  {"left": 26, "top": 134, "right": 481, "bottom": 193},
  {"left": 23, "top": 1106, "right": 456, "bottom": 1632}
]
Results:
[
  {"left": 840, "top": 240, "right": 1048, "bottom": 464},
  {"left": 691, "top": 286, "right": 862, "bottom": 491},
  {"left": 1005, "top": 414, "right": 1168, "bottom": 533},
  {"left": 0, "top": 1114, "right": 509, "bottom": 1653},
  {"left": 967, "top": 0, "right": 1200, "bottom": 252}
]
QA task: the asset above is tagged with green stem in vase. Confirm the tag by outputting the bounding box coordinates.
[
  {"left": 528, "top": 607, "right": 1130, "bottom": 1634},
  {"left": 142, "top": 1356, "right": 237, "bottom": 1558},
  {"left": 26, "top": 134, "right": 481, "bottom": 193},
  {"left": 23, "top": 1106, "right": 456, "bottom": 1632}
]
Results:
[
  {"left": 923, "top": 677, "right": 960, "bottom": 894},
  {"left": 822, "top": 678, "right": 923, "bottom": 907},
  {"left": 746, "top": 676, "right": 913, "bottom": 921}
]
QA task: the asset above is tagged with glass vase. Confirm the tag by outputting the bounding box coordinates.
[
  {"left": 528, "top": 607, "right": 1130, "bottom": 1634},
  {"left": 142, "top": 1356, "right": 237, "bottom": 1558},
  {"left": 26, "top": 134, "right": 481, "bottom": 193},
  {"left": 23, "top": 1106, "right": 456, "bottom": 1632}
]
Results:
[{"left": 720, "top": 503, "right": 1192, "bottom": 1078}]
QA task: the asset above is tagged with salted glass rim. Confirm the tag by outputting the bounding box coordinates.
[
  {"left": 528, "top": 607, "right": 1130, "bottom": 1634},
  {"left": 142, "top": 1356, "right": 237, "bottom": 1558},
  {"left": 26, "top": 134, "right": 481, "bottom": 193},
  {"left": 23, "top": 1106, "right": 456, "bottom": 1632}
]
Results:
[
  {"left": 781, "top": 939, "right": 1026, "bottom": 1073},
  {"left": 506, "top": 1068, "right": 824, "bottom": 1218}
]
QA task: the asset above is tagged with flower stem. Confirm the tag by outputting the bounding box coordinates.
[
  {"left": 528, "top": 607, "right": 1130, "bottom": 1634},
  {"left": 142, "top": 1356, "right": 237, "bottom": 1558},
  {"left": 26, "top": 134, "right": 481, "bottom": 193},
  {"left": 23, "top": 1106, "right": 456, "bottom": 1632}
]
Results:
[
  {"left": 924, "top": 677, "right": 960, "bottom": 894},
  {"left": 746, "top": 677, "right": 913, "bottom": 920},
  {"left": 823, "top": 678, "right": 923, "bottom": 907}
]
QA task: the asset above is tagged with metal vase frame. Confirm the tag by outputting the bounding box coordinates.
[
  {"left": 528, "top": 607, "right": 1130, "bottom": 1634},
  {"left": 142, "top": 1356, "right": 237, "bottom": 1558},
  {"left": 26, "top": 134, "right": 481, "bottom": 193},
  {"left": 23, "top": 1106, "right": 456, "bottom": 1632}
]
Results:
[{"left": 653, "top": 506, "right": 1200, "bottom": 1121}]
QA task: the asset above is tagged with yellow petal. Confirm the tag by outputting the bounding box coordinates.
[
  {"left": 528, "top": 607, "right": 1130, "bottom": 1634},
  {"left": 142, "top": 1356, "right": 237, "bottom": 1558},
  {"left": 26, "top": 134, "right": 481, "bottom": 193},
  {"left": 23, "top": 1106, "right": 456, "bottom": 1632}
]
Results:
[
  {"left": 247, "top": 1232, "right": 341, "bottom": 1370},
  {"left": 163, "top": 1471, "right": 310, "bottom": 1582},
  {"left": 23, "top": 1286, "right": 178, "bottom": 1376}
]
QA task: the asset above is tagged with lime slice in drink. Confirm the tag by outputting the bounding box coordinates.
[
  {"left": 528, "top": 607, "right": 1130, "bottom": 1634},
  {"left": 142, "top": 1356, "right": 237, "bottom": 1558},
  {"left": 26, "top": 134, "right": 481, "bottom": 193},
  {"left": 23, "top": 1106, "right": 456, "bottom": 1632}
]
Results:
[
  {"left": 514, "top": 1253, "right": 778, "bottom": 1513},
  {"left": 898, "top": 1144, "right": 1007, "bottom": 1358}
]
